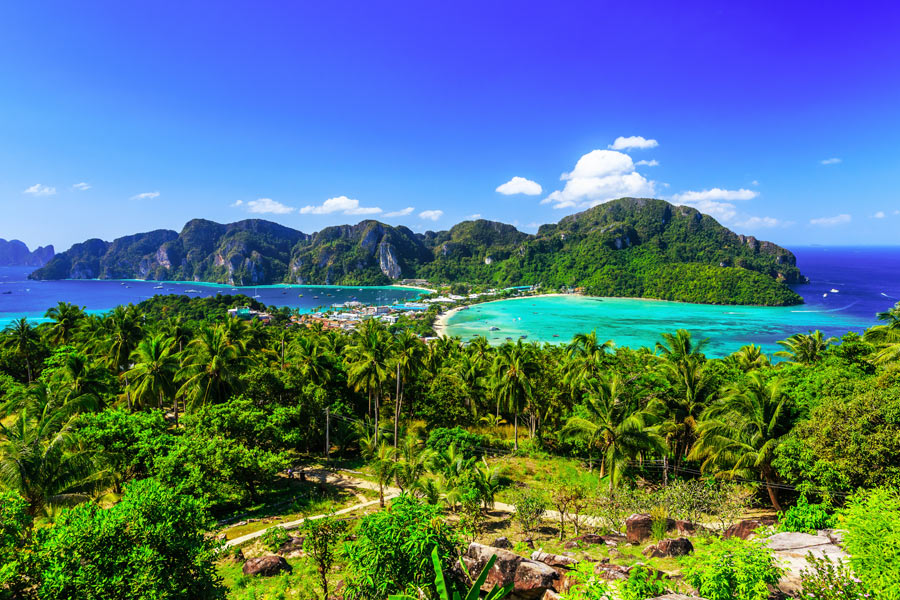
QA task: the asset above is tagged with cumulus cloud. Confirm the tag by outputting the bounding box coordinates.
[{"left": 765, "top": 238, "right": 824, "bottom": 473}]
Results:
[
  {"left": 496, "top": 176, "right": 542, "bottom": 196},
  {"left": 874, "top": 211, "right": 886, "bottom": 219},
  {"left": 810, "top": 214, "right": 851, "bottom": 226},
  {"left": 24, "top": 184, "right": 56, "bottom": 196},
  {"left": 72, "top": 182, "right": 91, "bottom": 191},
  {"left": 131, "top": 191, "right": 160, "bottom": 200},
  {"left": 419, "top": 209, "right": 444, "bottom": 221},
  {"left": 820, "top": 157, "right": 842, "bottom": 165},
  {"left": 300, "top": 196, "right": 381, "bottom": 215},
  {"left": 245, "top": 198, "right": 294, "bottom": 214},
  {"left": 384, "top": 206, "right": 414, "bottom": 217},
  {"left": 672, "top": 188, "right": 759, "bottom": 202},
  {"left": 542, "top": 149, "right": 655, "bottom": 210},
  {"left": 635, "top": 159, "right": 659, "bottom": 167},
  {"left": 609, "top": 136, "right": 659, "bottom": 150},
  {"left": 738, "top": 216, "right": 783, "bottom": 228},
  {"left": 467, "top": 213, "right": 482, "bottom": 219},
  {"left": 231, "top": 200, "right": 244, "bottom": 207}
]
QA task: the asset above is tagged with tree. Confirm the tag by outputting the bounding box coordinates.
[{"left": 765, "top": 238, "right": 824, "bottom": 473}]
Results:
[
  {"left": 731, "top": 344, "right": 770, "bottom": 371},
  {"left": 493, "top": 340, "right": 538, "bottom": 451},
  {"left": 370, "top": 442, "right": 397, "bottom": 508},
  {"left": 346, "top": 319, "right": 391, "bottom": 446},
  {"left": 177, "top": 325, "right": 247, "bottom": 411},
  {"left": 126, "top": 335, "right": 179, "bottom": 419},
  {"left": 44, "top": 302, "right": 84, "bottom": 346},
  {"left": 301, "top": 515, "right": 348, "bottom": 600},
  {"left": 391, "top": 329, "right": 425, "bottom": 450},
  {"left": 1, "top": 318, "right": 41, "bottom": 383},
  {"left": 690, "top": 372, "right": 792, "bottom": 511},
  {"left": 31, "top": 478, "right": 225, "bottom": 600},
  {"left": 656, "top": 329, "right": 707, "bottom": 365},
  {"left": 863, "top": 302, "right": 900, "bottom": 364},
  {"left": 562, "top": 374, "right": 665, "bottom": 490},
  {"left": 0, "top": 490, "right": 32, "bottom": 600},
  {"left": 655, "top": 356, "right": 716, "bottom": 472},
  {"left": 775, "top": 330, "right": 836, "bottom": 365}
]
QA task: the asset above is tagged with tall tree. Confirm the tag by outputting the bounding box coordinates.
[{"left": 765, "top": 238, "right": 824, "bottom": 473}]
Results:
[
  {"left": 44, "top": 302, "right": 85, "bottom": 346},
  {"left": 774, "top": 330, "right": 836, "bottom": 365},
  {"left": 126, "top": 335, "right": 180, "bottom": 419},
  {"left": 493, "top": 340, "right": 538, "bottom": 451},
  {"left": 177, "top": 325, "right": 248, "bottom": 411},
  {"left": 1, "top": 317, "right": 41, "bottom": 383},
  {"left": 345, "top": 319, "right": 391, "bottom": 446},
  {"left": 391, "top": 329, "right": 424, "bottom": 449}
]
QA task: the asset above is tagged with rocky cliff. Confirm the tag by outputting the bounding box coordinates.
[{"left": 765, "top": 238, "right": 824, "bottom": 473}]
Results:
[{"left": 0, "top": 239, "right": 55, "bottom": 267}]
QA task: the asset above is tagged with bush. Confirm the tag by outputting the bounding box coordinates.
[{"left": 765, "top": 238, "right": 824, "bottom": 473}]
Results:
[
  {"left": 261, "top": 526, "right": 291, "bottom": 552},
  {"left": 0, "top": 491, "right": 32, "bottom": 600},
  {"left": 560, "top": 561, "right": 613, "bottom": 600},
  {"left": 343, "top": 494, "right": 460, "bottom": 599},
  {"left": 621, "top": 565, "right": 668, "bottom": 600},
  {"left": 425, "top": 426, "right": 486, "bottom": 458},
  {"left": 799, "top": 554, "right": 867, "bottom": 600},
  {"left": 683, "top": 536, "right": 782, "bottom": 600},
  {"left": 512, "top": 488, "right": 548, "bottom": 534},
  {"left": 840, "top": 487, "right": 900, "bottom": 600},
  {"left": 777, "top": 494, "right": 836, "bottom": 533}
]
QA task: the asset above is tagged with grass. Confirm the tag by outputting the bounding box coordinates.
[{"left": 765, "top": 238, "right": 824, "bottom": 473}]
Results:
[{"left": 219, "top": 557, "right": 332, "bottom": 600}]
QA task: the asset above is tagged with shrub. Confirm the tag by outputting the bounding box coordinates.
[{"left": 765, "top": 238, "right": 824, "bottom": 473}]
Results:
[
  {"left": 425, "top": 426, "right": 486, "bottom": 458},
  {"left": 560, "top": 561, "right": 613, "bottom": 600},
  {"left": 683, "top": 536, "right": 782, "bottom": 600},
  {"left": 261, "top": 526, "right": 291, "bottom": 553},
  {"left": 799, "top": 554, "right": 867, "bottom": 600},
  {"left": 777, "top": 494, "right": 836, "bottom": 533},
  {"left": 0, "top": 491, "right": 32, "bottom": 600},
  {"left": 840, "top": 487, "right": 900, "bottom": 600},
  {"left": 649, "top": 505, "right": 669, "bottom": 541},
  {"left": 301, "top": 516, "right": 348, "bottom": 600},
  {"left": 621, "top": 565, "right": 668, "bottom": 600},
  {"left": 512, "top": 488, "right": 548, "bottom": 534}
]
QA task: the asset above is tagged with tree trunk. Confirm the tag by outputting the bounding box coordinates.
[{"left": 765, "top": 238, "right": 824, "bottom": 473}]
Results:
[
  {"left": 173, "top": 395, "right": 179, "bottom": 427},
  {"left": 320, "top": 568, "right": 328, "bottom": 600},
  {"left": 765, "top": 480, "right": 782, "bottom": 512},
  {"left": 123, "top": 373, "right": 132, "bottom": 411},
  {"left": 25, "top": 357, "right": 32, "bottom": 384},
  {"left": 379, "top": 481, "right": 384, "bottom": 508},
  {"left": 394, "top": 363, "right": 401, "bottom": 452},
  {"left": 514, "top": 409, "right": 519, "bottom": 451}
]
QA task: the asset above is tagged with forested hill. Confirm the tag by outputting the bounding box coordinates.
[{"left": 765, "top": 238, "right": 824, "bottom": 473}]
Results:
[
  {"left": 0, "top": 238, "right": 54, "bottom": 267},
  {"left": 29, "top": 198, "right": 805, "bottom": 305}
]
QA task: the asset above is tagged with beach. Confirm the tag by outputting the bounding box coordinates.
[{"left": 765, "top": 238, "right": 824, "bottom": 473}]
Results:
[{"left": 433, "top": 293, "right": 574, "bottom": 337}]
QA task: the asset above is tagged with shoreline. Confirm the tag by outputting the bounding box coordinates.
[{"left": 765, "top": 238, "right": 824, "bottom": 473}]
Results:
[{"left": 434, "top": 293, "right": 575, "bottom": 337}]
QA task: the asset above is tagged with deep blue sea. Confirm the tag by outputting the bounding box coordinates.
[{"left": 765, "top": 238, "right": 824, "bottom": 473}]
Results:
[{"left": 0, "top": 268, "right": 426, "bottom": 329}]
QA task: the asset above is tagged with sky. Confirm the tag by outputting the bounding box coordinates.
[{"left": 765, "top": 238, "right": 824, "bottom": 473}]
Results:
[{"left": 1, "top": 1, "right": 899, "bottom": 251}]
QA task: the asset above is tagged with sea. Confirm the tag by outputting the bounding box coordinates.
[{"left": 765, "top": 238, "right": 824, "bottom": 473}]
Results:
[
  {"left": 2, "top": 247, "right": 899, "bottom": 358},
  {"left": 0, "top": 267, "right": 426, "bottom": 329},
  {"left": 443, "top": 246, "right": 900, "bottom": 357}
]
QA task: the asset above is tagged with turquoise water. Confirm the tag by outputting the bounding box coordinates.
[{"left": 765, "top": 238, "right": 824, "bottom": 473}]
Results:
[{"left": 443, "top": 295, "right": 872, "bottom": 357}]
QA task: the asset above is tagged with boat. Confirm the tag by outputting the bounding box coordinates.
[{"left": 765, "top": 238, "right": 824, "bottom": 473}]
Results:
[
  {"left": 298, "top": 294, "right": 303, "bottom": 297},
  {"left": 519, "top": 335, "right": 527, "bottom": 339},
  {"left": 185, "top": 289, "right": 200, "bottom": 293},
  {"left": 153, "top": 285, "right": 164, "bottom": 289},
  {"left": 823, "top": 293, "right": 828, "bottom": 297},
  {"left": 830, "top": 288, "right": 839, "bottom": 293},
  {"left": 552, "top": 334, "right": 559, "bottom": 337},
  {"left": 490, "top": 326, "right": 500, "bottom": 331},
  {"left": 1, "top": 291, "right": 11, "bottom": 295},
  {"left": 313, "top": 296, "right": 319, "bottom": 299},
  {"left": 505, "top": 337, "right": 513, "bottom": 341}
]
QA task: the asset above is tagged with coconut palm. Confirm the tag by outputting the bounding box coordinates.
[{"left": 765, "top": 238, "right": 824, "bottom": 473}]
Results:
[
  {"left": 44, "top": 301, "right": 85, "bottom": 346},
  {"left": 1, "top": 317, "right": 41, "bottom": 383},
  {"left": 126, "top": 335, "right": 179, "bottom": 418},
  {"left": 371, "top": 442, "right": 397, "bottom": 508},
  {"left": 656, "top": 329, "right": 707, "bottom": 365},
  {"left": 863, "top": 303, "right": 900, "bottom": 364},
  {"left": 567, "top": 331, "right": 614, "bottom": 359},
  {"left": 291, "top": 334, "right": 334, "bottom": 386},
  {"left": 345, "top": 319, "right": 391, "bottom": 445},
  {"left": 177, "top": 325, "right": 248, "bottom": 411},
  {"left": 654, "top": 357, "right": 716, "bottom": 472},
  {"left": 391, "top": 329, "right": 425, "bottom": 449},
  {"left": 562, "top": 374, "right": 665, "bottom": 491},
  {"left": 689, "top": 371, "right": 791, "bottom": 511},
  {"left": 492, "top": 340, "right": 538, "bottom": 451},
  {"left": 774, "top": 330, "right": 836, "bottom": 365},
  {"left": 731, "top": 344, "right": 771, "bottom": 371}
]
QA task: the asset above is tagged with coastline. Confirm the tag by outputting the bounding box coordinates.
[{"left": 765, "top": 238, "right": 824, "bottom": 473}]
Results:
[{"left": 434, "top": 293, "right": 575, "bottom": 337}]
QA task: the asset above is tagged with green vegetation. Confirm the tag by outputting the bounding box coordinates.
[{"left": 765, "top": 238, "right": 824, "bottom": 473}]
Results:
[
  {"left": 31, "top": 198, "right": 804, "bottom": 305},
  {"left": 1, "top": 293, "right": 899, "bottom": 598}
]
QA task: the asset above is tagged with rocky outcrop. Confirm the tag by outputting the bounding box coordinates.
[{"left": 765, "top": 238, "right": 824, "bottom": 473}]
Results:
[
  {"left": 0, "top": 239, "right": 55, "bottom": 267},
  {"left": 724, "top": 519, "right": 764, "bottom": 540},
  {"left": 242, "top": 555, "right": 292, "bottom": 577},
  {"left": 626, "top": 514, "right": 675, "bottom": 544},
  {"left": 765, "top": 530, "right": 848, "bottom": 595},
  {"left": 377, "top": 242, "right": 402, "bottom": 278},
  {"left": 643, "top": 537, "right": 694, "bottom": 558},
  {"left": 461, "top": 543, "right": 559, "bottom": 599}
]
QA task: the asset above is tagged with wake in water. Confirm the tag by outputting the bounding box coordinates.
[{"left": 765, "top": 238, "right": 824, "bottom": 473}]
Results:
[
  {"left": 791, "top": 300, "right": 860, "bottom": 314},
  {"left": 882, "top": 292, "right": 895, "bottom": 298}
]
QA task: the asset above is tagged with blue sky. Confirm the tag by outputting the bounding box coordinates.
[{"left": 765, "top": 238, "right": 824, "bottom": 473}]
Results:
[{"left": 1, "top": 1, "right": 898, "bottom": 250}]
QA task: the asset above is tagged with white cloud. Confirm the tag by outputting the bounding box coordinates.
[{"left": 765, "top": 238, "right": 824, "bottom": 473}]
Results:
[
  {"left": 419, "top": 209, "right": 444, "bottom": 221},
  {"left": 542, "top": 149, "right": 655, "bottom": 210},
  {"left": 246, "top": 198, "right": 294, "bottom": 214},
  {"left": 810, "top": 214, "right": 851, "bottom": 226},
  {"left": 467, "top": 213, "right": 482, "bottom": 219},
  {"left": 384, "top": 206, "right": 414, "bottom": 217},
  {"left": 820, "top": 157, "right": 842, "bottom": 165},
  {"left": 231, "top": 200, "right": 244, "bottom": 207},
  {"left": 609, "top": 135, "right": 659, "bottom": 150},
  {"left": 131, "top": 191, "right": 160, "bottom": 200},
  {"left": 672, "top": 188, "right": 759, "bottom": 202},
  {"left": 72, "top": 182, "right": 91, "bottom": 191},
  {"left": 24, "top": 184, "right": 56, "bottom": 196},
  {"left": 300, "top": 196, "right": 381, "bottom": 215},
  {"left": 874, "top": 211, "right": 886, "bottom": 219},
  {"left": 496, "top": 176, "right": 542, "bottom": 196},
  {"left": 738, "top": 216, "right": 783, "bottom": 228},
  {"left": 751, "top": 180, "right": 760, "bottom": 186},
  {"left": 635, "top": 159, "right": 659, "bottom": 167}
]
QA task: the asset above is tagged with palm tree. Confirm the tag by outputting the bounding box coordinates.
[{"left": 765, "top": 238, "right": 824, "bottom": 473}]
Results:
[
  {"left": 775, "top": 330, "right": 836, "bottom": 365},
  {"left": 567, "top": 331, "right": 614, "bottom": 359},
  {"left": 291, "top": 334, "right": 334, "bottom": 386},
  {"left": 863, "top": 303, "right": 900, "bottom": 364},
  {"left": 0, "top": 389, "right": 104, "bottom": 516},
  {"left": 689, "top": 372, "right": 791, "bottom": 511},
  {"left": 393, "top": 434, "right": 429, "bottom": 493},
  {"left": 391, "top": 330, "right": 425, "bottom": 449},
  {"left": 731, "top": 344, "right": 771, "bottom": 371},
  {"left": 562, "top": 374, "right": 665, "bottom": 491},
  {"left": 345, "top": 319, "right": 391, "bottom": 446},
  {"left": 370, "top": 442, "right": 396, "bottom": 508},
  {"left": 99, "top": 305, "right": 144, "bottom": 411},
  {"left": 126, "top": 335, "right": 179, "bottom": 418},
  {"left": 177, "top": 325, "right": 247, "bottom": 411},
  {"left": 2, "top": 317, "right": 40, "bottom": 383},
  {"left": 654, "top": 357, "right": 715, "bottom": 472},
  {"left": 44, "top": 301, "right": 85, "bottom": 346},
  {"left": 493, "top": 340, "right": 538, "bottom": 451},
  {"left": 656, "top": 329, "right": 707, "bottom": 365}
]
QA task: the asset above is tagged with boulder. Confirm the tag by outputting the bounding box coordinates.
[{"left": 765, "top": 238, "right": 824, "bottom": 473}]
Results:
[
  {"left": 578, "top": 533, "right": 606, "bottom": 545},
  {"left": 277, "top": 535, "right": 305, "bottom": 556},
  {"left": 492, "top": 536, "right": 513, "bottom": 549},
  {"left": 675, "top": 519, "right": 708, "bottom": 536},
  {"left": 462, "top": 543, "right": 559, "bottom": 599},
  {"left": 724, "top": 519, "right": 762, "bottom": 540},
  {"left": 626, "top": 514, "right": 675, "bottom": 543},
  {"left": 242, "top": 555, "right": 292, "bottom": 577},
  {"left": 593, "top": 563, "right": 630, "bottom": 581},
  {"left": 531, "top": 551, "right": 578, "bottom": 570},
  {"left": 656, "top": 537, "right": 694, "bottom": 557}
]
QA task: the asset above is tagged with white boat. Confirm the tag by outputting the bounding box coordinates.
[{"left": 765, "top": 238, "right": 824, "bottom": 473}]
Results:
[
  {"left": 185, "top": 289, "right": 200, "bottom": 293},
  {"left": 830, "top": 288, "right": 839, "bottom": 293},
  {"left": 154, "top": 285, "right": 164, "bottom": 289},
  {"left": 823, "top": 293, "right": 828, "bottom": 297}
]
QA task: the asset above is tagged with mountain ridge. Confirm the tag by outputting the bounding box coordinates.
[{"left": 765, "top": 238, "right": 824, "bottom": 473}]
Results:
[
  {"left": 28, "top": 198, "right": 805, "bottom": 305},
  {"left": 0, "top": 238, "right": 55, "bottom": 267}
]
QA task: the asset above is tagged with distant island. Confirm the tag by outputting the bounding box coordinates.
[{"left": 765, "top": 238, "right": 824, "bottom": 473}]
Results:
[
  {"left": 28, "top": 197, "right": 805, "bottom": 306},
  {"left": 0, "top": 238, "right": 54, "bottom": 267}
]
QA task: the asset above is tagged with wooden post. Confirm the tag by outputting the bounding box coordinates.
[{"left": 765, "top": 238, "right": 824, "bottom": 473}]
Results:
[{"left": 325, "top": 407, "right": 330, "bottom": 461}]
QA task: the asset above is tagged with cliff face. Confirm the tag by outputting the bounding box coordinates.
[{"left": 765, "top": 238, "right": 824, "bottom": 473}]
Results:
[
  {"left": 0, "top": 239, "right": 55, "bottom": 267},
  {"left": 27, "top": 198, "right": 806, "bottom": 305}
]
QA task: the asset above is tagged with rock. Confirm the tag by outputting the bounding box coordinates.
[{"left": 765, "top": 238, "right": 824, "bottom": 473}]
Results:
[
  {"left": 579, "top": 533, "right": 605, "bottom": 545},
  {"left": 626, "top": 514, "right": 675, "bottom": 543},
  {"left": 675, "top": 519, "right": 705, "bottom": 536},
  {"left": 462, "top": 543, "right": 559, "bottom": 599},
  {"left": 277, "top": 535, "right": 305, "bottom": 556},
  {"left": 724, "top": 519, "right": 762, "bottom": 540},
  {"left": 541, "top": 592, "right": 563, "bottom": 600},
  {"left": 649, "top": 596, "right": 707, "bottom": 600},
  {"left": 593, "top": 563, "right": 630, "bottom": 581},
  {"left": 764, "top": 531, "right": 848, "bottom": 595},
  {"left": 655, "top": 537, "right": 694, "bottom": 557},
  {"left": 242, "top": 555, "right": 292, "bottom": 577},
  {"left": 521, "top": 537, "right": 535, "bottom": 549},
  {"left": 492, "top": 537, "right": 513, "bottom": 549},
  {"left": 563, "top": 540, "right": 580, "bottom": 549},
  {"left": 531, "top": 551, "right": 578, "bottom": 570}
]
